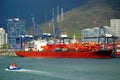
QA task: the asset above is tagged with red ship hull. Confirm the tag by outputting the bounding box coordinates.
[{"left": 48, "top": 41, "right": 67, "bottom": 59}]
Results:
[{"left": 16, "top": 50, "right": 112, "bottom": 58}]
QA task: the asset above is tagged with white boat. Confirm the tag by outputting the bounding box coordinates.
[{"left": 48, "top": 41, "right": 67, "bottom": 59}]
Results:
[{"left": 5, "top": 63, "right": 21, "bottom": 71}]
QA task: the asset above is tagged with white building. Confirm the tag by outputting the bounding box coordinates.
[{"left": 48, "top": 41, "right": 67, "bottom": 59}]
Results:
[
  {"left": 0, "top": 28, "right": 7, "bottom": 48},
  {"left": 110, "top": 19, "right": 120, "bottom": 37}
]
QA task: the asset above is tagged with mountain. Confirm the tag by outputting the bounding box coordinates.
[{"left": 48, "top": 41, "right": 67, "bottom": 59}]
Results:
[{"left": 39, "top": 0, "right": 120, "bottom": 40}]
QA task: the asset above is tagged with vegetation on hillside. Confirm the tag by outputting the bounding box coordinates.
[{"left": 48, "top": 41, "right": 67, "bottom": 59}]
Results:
[{"left": 39, "top": 0, "right": 120, "bottom": 40}]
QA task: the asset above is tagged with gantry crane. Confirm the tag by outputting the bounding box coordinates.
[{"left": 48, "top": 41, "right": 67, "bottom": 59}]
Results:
[{"left": 6, "top": 18, "right": 25, "bottom": 49}]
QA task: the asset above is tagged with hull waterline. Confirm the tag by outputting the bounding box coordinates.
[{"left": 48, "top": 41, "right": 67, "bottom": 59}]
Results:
[{"left": 16, "top": 50, "right": 112, "bottom": 58}]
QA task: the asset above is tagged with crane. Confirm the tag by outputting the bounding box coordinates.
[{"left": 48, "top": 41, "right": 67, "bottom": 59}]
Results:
[
  {"left": 52, "top": 8, "right": 61, "bottom": 39},
  {"left": 31, "top": 16, "right": 40, "bottom": 39},
  {"left": 83, "top": 26, "right": 117, "bottom": 50},
  {"left": 6, "top": 18, "right": 25, "bottom": 49}
]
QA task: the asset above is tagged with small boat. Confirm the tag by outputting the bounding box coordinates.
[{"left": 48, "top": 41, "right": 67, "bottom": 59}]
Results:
[{"left": 5, "top": 63, "right": 21, "bottom": 71}]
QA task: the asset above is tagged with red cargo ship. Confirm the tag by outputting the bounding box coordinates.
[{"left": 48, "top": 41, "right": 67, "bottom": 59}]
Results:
[
  {"left": 16, "top": 42, "right": 113, "bottom": 58},
  {"left": 16, "top": 26, "right": 117, "bottom": 59}
]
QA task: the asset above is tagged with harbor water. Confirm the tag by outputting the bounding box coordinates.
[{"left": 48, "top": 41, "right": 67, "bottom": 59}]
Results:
[{"left": 0, "top": 56, "right": 120, "bottom": 80}]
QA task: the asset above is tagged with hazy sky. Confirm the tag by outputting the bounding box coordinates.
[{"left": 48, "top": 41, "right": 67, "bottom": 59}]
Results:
[{"left": 0, "top": 0, "right": 87, "bottom": 27}]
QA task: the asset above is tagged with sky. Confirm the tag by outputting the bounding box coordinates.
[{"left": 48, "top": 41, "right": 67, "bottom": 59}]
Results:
[{"left": 0, "top": 0, "right": 88, "bottom": 28}]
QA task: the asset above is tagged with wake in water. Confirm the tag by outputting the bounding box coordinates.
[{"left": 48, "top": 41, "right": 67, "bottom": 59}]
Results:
[
  {"left": 5, "top": 68, "right": 65, "bottom": 79},
  {"left": 5, "top": 68, "right": 52, "bottom": 76}
]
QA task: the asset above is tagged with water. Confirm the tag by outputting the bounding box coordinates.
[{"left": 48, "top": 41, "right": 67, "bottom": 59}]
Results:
[{"left": 0, "top": 57, "right": 120, "bottom": 80}]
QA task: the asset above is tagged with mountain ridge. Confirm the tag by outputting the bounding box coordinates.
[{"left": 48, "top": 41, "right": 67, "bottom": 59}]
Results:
[{"left": 39, "top": 0, "right": 120, "bottom": 40}]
